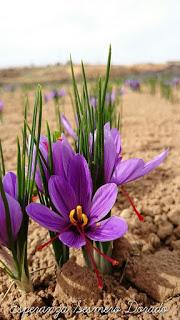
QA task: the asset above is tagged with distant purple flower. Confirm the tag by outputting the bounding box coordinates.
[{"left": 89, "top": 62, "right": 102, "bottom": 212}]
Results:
[
  {"left": 3, "top": 84, "right": 15, "bottom": 92},
  {"left": 0, "top": 100, "right": 4, "bottom": 112},
  {"left": 125, "top": 79, "right": 140, "bottom": 91},
  {"left": 44, "top": 88, "right": 66, "bottom": 103},
  {"left": 26, "top": 154, "right": 127, "bottom": 288},
  {"left": 171, "top": 78, "right": 180, "bottom": 87},
  {"left": 61, "top": 114, "right": 77, "bottom": 139},
  {"left": 89, "top": 96, "right": 97, "bottom": 108},
  {"left": 0, "top": 173, "right": 22, "bottom": 247},
  {"left": 44, "top": 92, "right": 55, "bottom": 103}
]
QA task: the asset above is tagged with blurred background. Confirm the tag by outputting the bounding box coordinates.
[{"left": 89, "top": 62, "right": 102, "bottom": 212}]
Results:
[{"left": 0, "top": 0, "right": 180, "bottom": 67}]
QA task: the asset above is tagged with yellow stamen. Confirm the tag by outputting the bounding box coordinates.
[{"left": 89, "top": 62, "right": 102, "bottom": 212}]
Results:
[
  {"left": 81, "top": 213, "right": 88, "bottom": 227},
  {"left": 76, "top": 205, "right": 83, "bottom": 221},
  {"left": 69, "top": 205, "right": 88, "bottom": 228},
  {"left": 69, "top": 209, "right": 77, "bottom": 225}
]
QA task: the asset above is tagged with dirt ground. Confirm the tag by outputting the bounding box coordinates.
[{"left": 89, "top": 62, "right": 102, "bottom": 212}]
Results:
[{"left": 0, "top": 87, "right": 179, "bottom": 319}]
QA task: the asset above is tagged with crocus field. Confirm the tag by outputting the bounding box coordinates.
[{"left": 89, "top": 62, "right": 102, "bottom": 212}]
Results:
[{"left": 0, "top": 55, "right": 180, "bottom": 320}]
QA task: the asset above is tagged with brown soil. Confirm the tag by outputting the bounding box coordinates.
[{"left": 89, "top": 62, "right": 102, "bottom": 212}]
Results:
[{"left": 0, "top": 88, "right": 180, "bottom": 319}]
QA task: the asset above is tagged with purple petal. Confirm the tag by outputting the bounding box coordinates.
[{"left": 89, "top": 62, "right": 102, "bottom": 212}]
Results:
[
  {"left": 89, "top": 183, "right": 118, "bottom": 225},
  {"left": 111, "top": 128, "right": 121, "bottom": 154},
  {"left": 0, "top": 193, "right": 22, "bottom": 246},
  {"left": 52, "top": 140, "right": 64, "bottom": 177},
  {"left": 68, "top": 154, "right": 93, "bottom": 214},
  {"left": 111, "top": 158, "right": 144, "bottom": 185},
  {"left": 34, "top": 136, "right": 49, "bottom": 192},
  {"left": 59, "top": 229, "right": 86, "bottom": 249},
  {"left": 52, "top": 138, "right": 74, "bottom": 179},
  {"left": 26, "top": 203, "right": 67, "bottom": 233},
  {"left": 48, "top": 175, "right": 77, "bottom": 219},
  {"left": 104, "top": 125, "right": 117, "bottom": 183},
  {"left": 142, "top": 149, "right": 168, "bottom": 176},
  {"left": 61, "top": 114, "right": 77, "bottom": 139},
  {"left": 3, "top": 172, "right": 17, "bottom": 199},
  {"left": 61, "top": 138, "right": 75, "bottom": 178},
  {"left": 87, "top": 216, "right": 128, "bottom": 242},
  {"left": 112, "top": 149, "right": 168, "bottom": 185}
]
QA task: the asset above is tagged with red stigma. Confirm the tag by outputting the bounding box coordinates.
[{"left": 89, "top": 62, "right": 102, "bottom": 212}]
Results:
[
  {"left": 121, "top": 186, "right": 144, "bottom": 221},
  {"left": 32, "top": 195, "right": 38, "bottom": 202},
  {"left": 36, "top": 234, "right": 59, "bottom": 251}
]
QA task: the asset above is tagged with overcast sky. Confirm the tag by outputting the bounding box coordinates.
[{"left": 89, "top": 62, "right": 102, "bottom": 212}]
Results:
[{"left": 0, "top": 0, "right": 180, "bottom": 68}]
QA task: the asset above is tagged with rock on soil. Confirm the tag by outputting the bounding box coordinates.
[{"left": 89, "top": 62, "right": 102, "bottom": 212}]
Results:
[{"left": 125, "top": 249, "right": 180, "bottom": 302}]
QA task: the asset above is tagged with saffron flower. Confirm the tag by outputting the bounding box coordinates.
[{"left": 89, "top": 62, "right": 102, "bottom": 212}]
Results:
[
  {"left": 44, "top": 89, "right": 66, "bottom": 104},
  {"left": 104, "top": 123, "right": 168, "bottom": 220},
  {"left": 172, "top": 78, "right": 180, "bottom": 87},
  {"left": 26, "top": 154, "right": 128, "bottom": 288},
  {"left": 0, "top": 173, "right": 22, "bottom": 247},
  {"left": 104, "top": 123, "right": 168, "bottom": 185},
  {"left": 125, "top": 79, "right": 141, "bottom": 91}
]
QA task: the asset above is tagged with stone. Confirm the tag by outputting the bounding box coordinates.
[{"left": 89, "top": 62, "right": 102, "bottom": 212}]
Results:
[
  {"left": 157, "top": 222, "right": 174, "bottom": 239},
  {"left": 168, "top": 208, "right": 180, "bottom": 225},
  {"left": 148, "top": 233, "right": 160, "bottom": 248},
  {"left": 125, "top": 249, "right": 180, "bottom": 302}
]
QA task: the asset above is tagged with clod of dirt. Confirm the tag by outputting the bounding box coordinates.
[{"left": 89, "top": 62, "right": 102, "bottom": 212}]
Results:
[
  {"left": 125, "top": 249, "right": 180, "bottom": 302},
  {"left": 55, "top": 256, "right": 102, "bottom": 302},
  {"left": 167, "top": 208, "right": 180, "bottom": 225},
  {"left": 157, "top": 222, "right": 174, "bottom": 239}
]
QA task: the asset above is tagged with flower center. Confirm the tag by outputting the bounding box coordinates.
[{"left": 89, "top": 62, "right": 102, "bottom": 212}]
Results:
[{"left": 69, "top": 205, "right": 88, "bottom": 227}]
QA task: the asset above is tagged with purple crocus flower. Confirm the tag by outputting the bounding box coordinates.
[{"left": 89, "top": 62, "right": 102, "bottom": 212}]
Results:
[
  {"left": 61, "top": 114, "right": 77, "bottom": 139},
  {"left": 0, "top": 173, "right": 22, "bottom": 247},
  {"left": 104, "top": 123, "right": 168, "bottom": 185},
  {"left": 104, "top": 123, "right": 168, "bottom": 220},
  {"left": 171, "top": 78, "right": 180, "bottom": 87},
  {"left": 44, "top": 88, "right": 66, "bottom": 104},
  {"left": 26, "top": 154, "right": 128, "bottom": 288},
  {"left": 44, "top": 92, "right": 55, "bottom": 104},
  {"left": 125, "top": 79, "right": 140, "bottom": 91},
  {"left": 0, "top": 100, "right": 4, "bottom": 112}
]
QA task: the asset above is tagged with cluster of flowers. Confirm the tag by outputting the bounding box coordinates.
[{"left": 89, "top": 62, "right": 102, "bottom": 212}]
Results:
[
  {"left": 0, "top": 123, "right": 168, "bottom": 289},
  {"left": 0, "top": 50, "right": 168, "bottom": 292}
]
